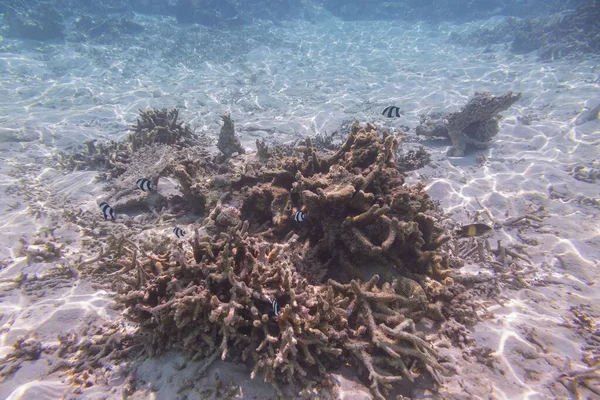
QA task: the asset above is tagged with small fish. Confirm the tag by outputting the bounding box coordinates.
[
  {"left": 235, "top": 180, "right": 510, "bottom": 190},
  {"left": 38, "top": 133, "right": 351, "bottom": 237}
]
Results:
[
  {"left": 346, "top": 306, "right": 354, "bottom": 318},
  {"left": 382, "top": 106, "right": 401, "bottom": 118},
  {"left": 270, "top": 297, "right": 281, "bottom": 317},
  {"left": 292, "top": 210, "right": 306, "bottom": 222},
  {"left": 99, "top": 202, "right": 116, "bottom": 221},
  {"left": 136, "top": 178, "right": 154, "bottom": 192},
  {"left": 173, "top": 227, "right": 186, "bottom": 238},
  {"left": 455, "top": 223, "right": 492, "bottom": 238}
]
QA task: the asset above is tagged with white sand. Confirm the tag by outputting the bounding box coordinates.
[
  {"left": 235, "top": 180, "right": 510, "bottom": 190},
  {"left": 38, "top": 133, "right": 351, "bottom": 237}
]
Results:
[{"left": 1, "top": 12, "right": 599, "bottom": 399}]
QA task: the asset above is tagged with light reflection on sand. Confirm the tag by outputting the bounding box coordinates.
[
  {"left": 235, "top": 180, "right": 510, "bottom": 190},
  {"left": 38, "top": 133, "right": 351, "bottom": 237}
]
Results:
[{"left": 0, "top": 13, "right": 598, "bottom": 399}]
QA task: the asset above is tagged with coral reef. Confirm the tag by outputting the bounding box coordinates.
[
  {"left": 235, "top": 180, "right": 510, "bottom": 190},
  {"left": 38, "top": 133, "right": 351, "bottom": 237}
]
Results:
[
  {"left": 72, "top": 121, "right": 496, "bottom": 399},
  {"left": 449, "top": 1, "right": 600, "bottom": 61},
  {"left": 172, "top": 0, "right": 307, "bottom": 26},
  {"left": 416, "top": 91, "right": 521, "bottom": 156},
  {"left": 320, "top": 0, "right": 571, "bottom": 23}
]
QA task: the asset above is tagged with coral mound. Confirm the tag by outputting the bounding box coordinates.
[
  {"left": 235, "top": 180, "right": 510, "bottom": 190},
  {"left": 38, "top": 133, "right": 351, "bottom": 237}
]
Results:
[{"left": 85, "top": 121, "right": 483, "bottom": 399}]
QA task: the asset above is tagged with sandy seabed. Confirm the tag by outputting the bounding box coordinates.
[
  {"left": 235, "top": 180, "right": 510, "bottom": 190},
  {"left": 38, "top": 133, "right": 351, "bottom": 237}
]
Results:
[{"left": 0, "top": 13, "right": 599, "bottom": 400}]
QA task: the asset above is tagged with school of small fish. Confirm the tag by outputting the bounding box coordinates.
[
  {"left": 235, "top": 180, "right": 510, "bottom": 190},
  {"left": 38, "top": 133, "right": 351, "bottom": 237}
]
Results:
[{"left": 99, "top": 179, "right": 187, "bottom": 239}]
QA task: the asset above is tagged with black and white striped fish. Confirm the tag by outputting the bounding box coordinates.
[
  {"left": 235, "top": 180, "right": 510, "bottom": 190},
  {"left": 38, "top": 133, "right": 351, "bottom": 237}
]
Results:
[
  {"left": 382, "top": 106, "right": 401, "bottom": 118},
  {"left": 270, "top": 297, "right": 281, "bottom": 317},
  {"left": 293, "top": 211, "right": 306, "bottom": 222},
  {"left": 99, "top": 202, "right": 116, "bottom": 221},
  {"left": 173, "top": 227, "right": 185, "bottom": 238},
  {"left": 136, "top": 178, "right": 154, "bottom": 192}
]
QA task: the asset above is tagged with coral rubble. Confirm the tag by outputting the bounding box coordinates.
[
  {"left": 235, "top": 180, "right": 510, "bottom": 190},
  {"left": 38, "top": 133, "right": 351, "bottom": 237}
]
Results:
[{"left": 416, "top": 91, "right": 521, "bottom": 156}]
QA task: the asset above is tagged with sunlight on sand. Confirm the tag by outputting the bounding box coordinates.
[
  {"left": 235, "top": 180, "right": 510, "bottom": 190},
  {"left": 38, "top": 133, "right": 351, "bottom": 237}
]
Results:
[
  {"left": 5, "top": 379, "right": 66, "bottom": 400},
  {"left": 0, "top": 282, "right": 112, "bottom": 355}
]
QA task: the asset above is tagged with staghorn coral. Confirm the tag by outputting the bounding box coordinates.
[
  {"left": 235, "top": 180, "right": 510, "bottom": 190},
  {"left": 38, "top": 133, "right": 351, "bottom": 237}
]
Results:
[{"left": 416, "top": 91, "right": 521, "bottom": 156}]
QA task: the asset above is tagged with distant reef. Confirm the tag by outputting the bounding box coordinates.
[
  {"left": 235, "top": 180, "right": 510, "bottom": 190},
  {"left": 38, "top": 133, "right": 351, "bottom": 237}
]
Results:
[
  {"left": 318, "top": 0, "right": 588, "bottom": 22},
  {"left": 1, "top": 0, "right": 595, "bottom": 56},
  {"left": 449, "top": 1, "right": 600, "bottom": 60}
]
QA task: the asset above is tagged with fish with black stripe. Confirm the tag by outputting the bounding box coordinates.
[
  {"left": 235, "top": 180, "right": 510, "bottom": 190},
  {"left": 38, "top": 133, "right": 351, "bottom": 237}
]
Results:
[
  {"left": 292, "top": 208, "right": 306, "bottom": 223},
  {"left": 99, "top": 202, "right": 116, "bottom": 221},
  {"left": 173, "top": 227, "right": 186, "bottom": 238},
  {"left": 455, "top": 223, "right": 492, "bottom": 238},
  {"left": 382, "top": 105, "right": 401, "bottom": 118},
  {"left": 269, "top": 297, "right": 281, "bottom": 317},
  {"left": 136, "top": 178, "right": 155, "bottom": 192}
]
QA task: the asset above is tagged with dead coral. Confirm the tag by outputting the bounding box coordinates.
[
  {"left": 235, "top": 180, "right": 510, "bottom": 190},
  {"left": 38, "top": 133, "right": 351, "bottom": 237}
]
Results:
[
  {"left": 416, "top": 91, "right": 522, "bottom": 156},
  {"left": 129, "top": 108, "right": 199, "bottom": 151},
  {"left": 48, "top": 319, "right": 139, "bottom": 394},
  {"left": 78, "top": 121, "right": 480, "bottom": 399},
  {"left": 293, "top": 123, "right": 447, "bottom": 283},
  {"left": 558, "top": 305, "right": 600, "bottom": 399},
  {"left": 217, "top": 111, "right": 245, "bottom": 158},
  {"left": 94, "top": 219, "right": 444, "bottom": 399},
  {"left": 397, "top": 146, "right": 431, "bottom": 173},
  {"left": 0, "top": 336, "right": 43, "bottom": 380},
  {"left": 54, "top": 140, "right": 131, "bottom": 178},
  {"left": 55, "top": 108, "right": 208, "bottom": 180}
]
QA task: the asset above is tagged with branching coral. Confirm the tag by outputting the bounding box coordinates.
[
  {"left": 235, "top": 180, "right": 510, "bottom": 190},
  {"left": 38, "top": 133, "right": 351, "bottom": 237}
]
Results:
[
  {"left": 129, "top": 108, "right": 200, "bottom": 151},
  {"left": 54, "top": 140, "right": 131, "bottom": 177},
  {"left": 287, "top": 123, "right": 449, "bottom": 284},
  {"left": 55, "top": 108, "right": 209, "bottom": 181},
  {"left": 94, "top": 218, "right": 445, "bottom": 399}
]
